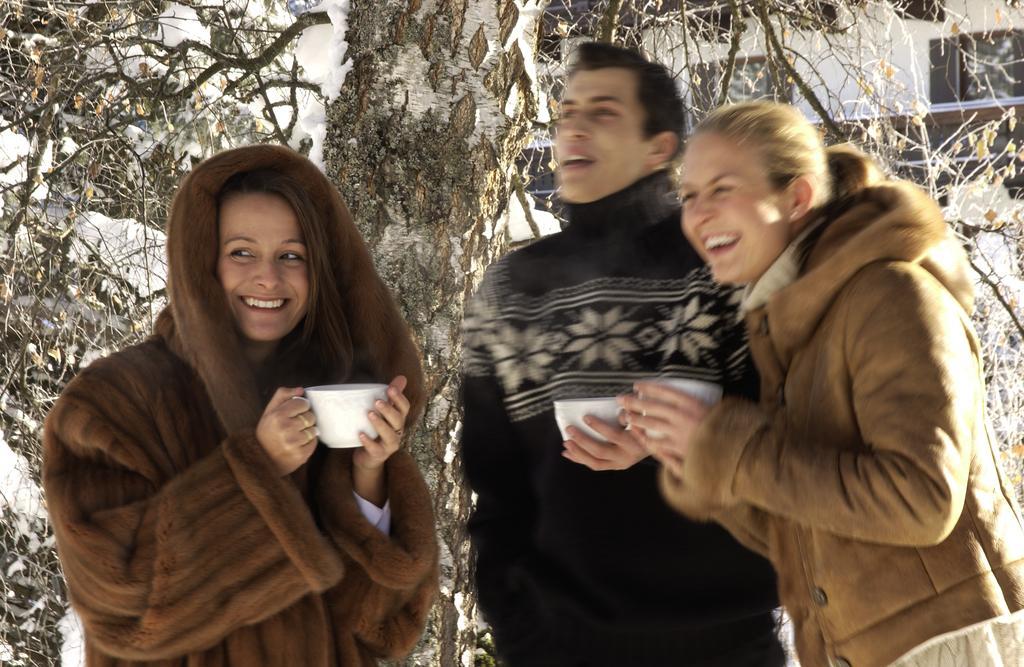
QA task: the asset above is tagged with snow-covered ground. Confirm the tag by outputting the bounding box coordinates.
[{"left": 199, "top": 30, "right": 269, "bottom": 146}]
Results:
[{"left": 502, "top": 191, "right": 561, "bottom": 242}]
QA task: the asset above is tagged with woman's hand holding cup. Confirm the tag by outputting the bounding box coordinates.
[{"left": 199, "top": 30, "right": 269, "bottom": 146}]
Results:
[
  {"left": 256, "top": 387, "right": 319, "bottom": 476},
  {"left": 351, "top": 375, "right": 410, "bottom": 507},
  {"left": 617, "top": 381, "right": 714, "bottom": 478},
  {"left": 352, "top": 375, "right": 411, "bottom": 470}
]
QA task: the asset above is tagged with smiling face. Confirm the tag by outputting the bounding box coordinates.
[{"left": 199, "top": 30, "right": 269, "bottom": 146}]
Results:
[
  {"left": 680, "top": 132, "right": 805, "bottom": 285},
  {"left": 554, "top": 67, "right": 675, "bottom": 203},
  {"left": 217, "top": 191, "right": 309, "bottom": 365}
]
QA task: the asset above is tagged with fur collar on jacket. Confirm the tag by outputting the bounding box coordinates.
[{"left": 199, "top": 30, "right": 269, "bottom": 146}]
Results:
[
  {"left": 764, "top": 181, "right": 974, "bottom": 366},
  {"left": 159, "top": 144, "right": 424, "bottom": 435}
]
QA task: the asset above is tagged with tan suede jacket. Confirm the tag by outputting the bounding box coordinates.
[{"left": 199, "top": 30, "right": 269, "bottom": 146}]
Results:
[{"left": 662, "top": 182, "right": 1024, "bottom": 667}]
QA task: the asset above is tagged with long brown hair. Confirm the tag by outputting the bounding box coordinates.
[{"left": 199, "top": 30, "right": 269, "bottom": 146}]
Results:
[{"left": 217, "top": 169, "right": 353, "bottom": 384}]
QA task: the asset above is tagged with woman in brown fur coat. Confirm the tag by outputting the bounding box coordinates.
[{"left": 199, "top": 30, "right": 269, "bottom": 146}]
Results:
[
  {"left": 43, "top": 144, "right": 438, "bottom": 666},
  {"left": 621, "top": 102, "right": 1024, "bottom": 667}
]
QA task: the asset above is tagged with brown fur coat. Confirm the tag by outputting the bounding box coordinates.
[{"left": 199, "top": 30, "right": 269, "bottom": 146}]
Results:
[
  {"left": 661, "top": 182, "right": 1024, "bottom": 666},
  {"left": 43, "top": 145, "right": 438, "bottom": 666}
]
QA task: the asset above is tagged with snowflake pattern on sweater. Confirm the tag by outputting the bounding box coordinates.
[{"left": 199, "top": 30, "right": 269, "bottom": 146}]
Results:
[{"left": 464, "top": 262, "right": 748, "bottom": 422}]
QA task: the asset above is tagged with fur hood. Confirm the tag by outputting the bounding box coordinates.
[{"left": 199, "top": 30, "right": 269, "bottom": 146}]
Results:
[
  {"left": 767, "top": 180, "right": 974, "bottom": 366},
  {"left": 158, "top": 144, "right": 424, "bottom": 435}
]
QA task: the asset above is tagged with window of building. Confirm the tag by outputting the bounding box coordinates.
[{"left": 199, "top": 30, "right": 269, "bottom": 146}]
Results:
[
  {"left": 896, "top": 0, "right": 945, "bottom": 22},
  {"left": 963, "top": 35, "right": 1019, "bottom": 100},
  {"left": 930, "top": 31, "right": 1024, "bottom": 104},
  {"left": 726, "top": 58, "right": 775, "bottom": 101},
  {"left": 690, "top": 57, "right": 790, "bottom": 113}
]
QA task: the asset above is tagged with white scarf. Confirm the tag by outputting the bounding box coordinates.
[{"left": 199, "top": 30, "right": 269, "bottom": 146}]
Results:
[{"left": 739, "top": 217, "right": 826, "bottom": 318}]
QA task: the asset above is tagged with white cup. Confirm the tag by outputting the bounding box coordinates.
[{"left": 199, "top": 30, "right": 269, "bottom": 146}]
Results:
[
  {"left": 304, "top": 383, "right": 389, "bottom": 448},
  {"left": 640, "top": 377, "right": 723, "bottom": 439},
  {"left": 552, "top": 397, "right": 621, "bottom": 442}
]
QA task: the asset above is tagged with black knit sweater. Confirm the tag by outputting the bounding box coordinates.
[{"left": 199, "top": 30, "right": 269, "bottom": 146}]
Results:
[{"left": 460, "top": 173, "right": 782, "bottom": 666}]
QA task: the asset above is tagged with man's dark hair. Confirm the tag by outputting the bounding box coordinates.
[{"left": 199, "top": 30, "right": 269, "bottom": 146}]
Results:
[{"left": 567, "top": 41, "right": 685, "bottom": 156}]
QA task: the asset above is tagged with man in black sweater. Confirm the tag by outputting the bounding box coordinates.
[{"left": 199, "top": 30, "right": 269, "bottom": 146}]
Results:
[{"left": 460, "top": 42, "right": 784, "bottom": 666}]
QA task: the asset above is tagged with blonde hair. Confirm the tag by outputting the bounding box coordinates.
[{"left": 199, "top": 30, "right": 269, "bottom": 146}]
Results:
[{"left": 690, "top": 101, "right": 882, "bottom": 212}]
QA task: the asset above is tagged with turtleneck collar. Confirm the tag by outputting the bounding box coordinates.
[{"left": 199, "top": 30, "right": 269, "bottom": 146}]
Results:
[{"left": 563, "top": 170, "right": 677, "bottom": 233}]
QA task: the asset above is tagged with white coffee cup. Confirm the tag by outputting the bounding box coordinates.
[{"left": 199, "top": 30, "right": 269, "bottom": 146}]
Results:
[
  {"left": 552, "top": 397, "right": 621, "bottom": 442},
  {"left": 640, "top": 377, "right": 723, "bottom": 439},
  {"left": 304, "top": 383, "right": 389, "bottom": 448}
]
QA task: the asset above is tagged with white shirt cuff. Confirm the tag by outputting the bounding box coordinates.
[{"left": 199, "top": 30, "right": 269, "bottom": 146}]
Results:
[{"left": 353, "top": 491, "right": 391, "bottom": 535}]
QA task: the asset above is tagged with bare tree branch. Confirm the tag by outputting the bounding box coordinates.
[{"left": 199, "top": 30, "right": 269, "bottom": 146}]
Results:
[
  {"left": 160, "top": 11, "right": 328, "bottom": 101},
  {"left": 969, "top": 257, "right": 1024, "bottom": 339},
  {"left": 754, "top": 0, "right": 843, "bottom": 138},
  {"left": 598, "top": 0, "right": 625, "bottom": 43},
  {"left": 717, "top": 0, "right": 744, "bottom": 107}
]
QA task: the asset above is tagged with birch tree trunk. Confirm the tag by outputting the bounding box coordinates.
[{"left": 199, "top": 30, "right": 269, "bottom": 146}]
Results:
[{"left": 322, "top": 2, "right": 549, "bottom": 664}]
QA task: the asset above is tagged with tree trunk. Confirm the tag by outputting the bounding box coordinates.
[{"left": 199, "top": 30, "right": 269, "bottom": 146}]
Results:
[{"left": 323, "top": 2, "right": 549, "bottom": 665}]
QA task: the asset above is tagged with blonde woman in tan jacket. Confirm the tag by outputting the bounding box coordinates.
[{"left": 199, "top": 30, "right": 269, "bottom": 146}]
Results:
[{"left": 621, "top": 101, "right": 1024, "bottom": 667}]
